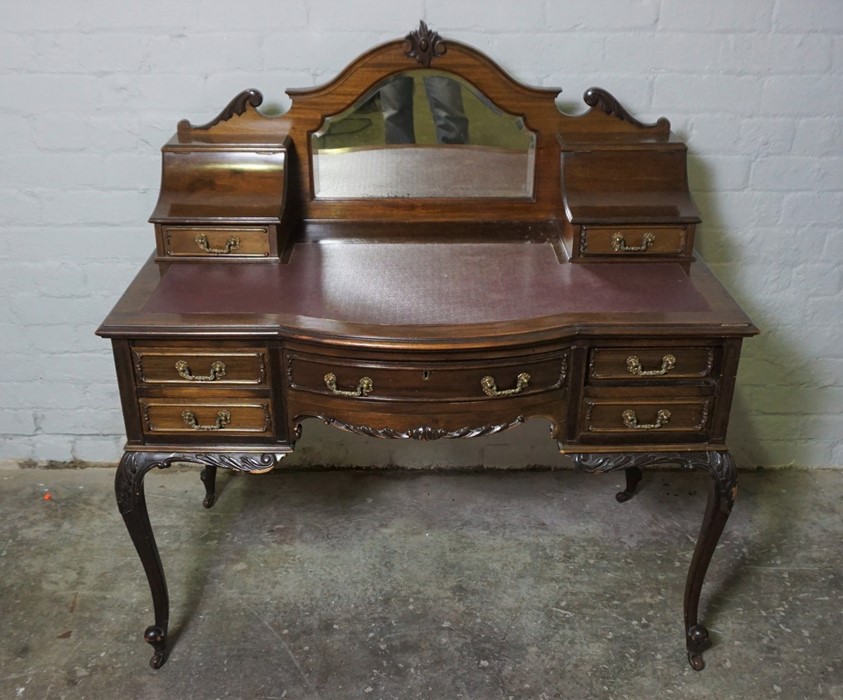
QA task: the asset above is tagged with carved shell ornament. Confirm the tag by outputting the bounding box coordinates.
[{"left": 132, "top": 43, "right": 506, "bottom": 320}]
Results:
[{"left": 403, "top": 20, "right": 447, "bottom": 66}]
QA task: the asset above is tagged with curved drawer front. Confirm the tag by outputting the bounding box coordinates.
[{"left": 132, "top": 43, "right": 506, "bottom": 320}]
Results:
[
  {"left": 580, "top": 226, "right": 688, "bottom": 257},
  {"left": 589, "top": 347, "right": 716, "bottom": 381},
  {"left": 287, "top": 352, "right": 567, "bottom": 402},
  {"left": 163, "top": 226, "right": 271, "bottom": 258},
  {"left": 582, "top": 396, "right": 712, "bottom": 438},
  {"left": 139, "top": 399, "right": 272, "bottom": 436},
  {"left": 133, "top": 348, "right": 268, "bottom": 386}
]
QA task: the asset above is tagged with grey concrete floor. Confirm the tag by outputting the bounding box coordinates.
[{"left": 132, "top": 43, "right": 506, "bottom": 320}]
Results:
[{"left": 0, "top": 465, "right": 841, "bottom": 700}]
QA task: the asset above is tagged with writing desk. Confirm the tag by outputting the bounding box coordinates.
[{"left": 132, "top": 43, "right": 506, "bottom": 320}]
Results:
[{"left": 98, "top": 22, "right": 757, "bottom": 671}]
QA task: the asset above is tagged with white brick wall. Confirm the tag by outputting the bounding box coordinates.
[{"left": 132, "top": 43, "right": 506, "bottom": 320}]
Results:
[{"left": 1, "top": 0, "right": 841, "bottom": 468}]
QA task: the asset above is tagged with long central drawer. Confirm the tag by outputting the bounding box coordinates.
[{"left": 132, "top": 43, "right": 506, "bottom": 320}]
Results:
[{"left": 286, "top": 351, "right": 567, "bottom": 402}]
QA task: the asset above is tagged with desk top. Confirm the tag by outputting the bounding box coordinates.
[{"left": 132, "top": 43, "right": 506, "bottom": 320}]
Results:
[{"left": 99, "top": 234, "right": 756, "bottom": 347}]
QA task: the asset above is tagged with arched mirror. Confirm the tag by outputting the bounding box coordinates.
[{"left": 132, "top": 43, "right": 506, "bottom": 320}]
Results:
[{"left": 310, "top": 69, "right": 536, "bottom": 199}]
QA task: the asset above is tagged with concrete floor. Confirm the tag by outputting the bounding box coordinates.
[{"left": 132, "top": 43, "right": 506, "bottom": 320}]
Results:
[{"left": 0, "top": 465, "right": 840, "bottom": 700}]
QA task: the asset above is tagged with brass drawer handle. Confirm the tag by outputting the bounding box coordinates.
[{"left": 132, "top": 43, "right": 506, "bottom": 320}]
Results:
[
  {"left": 175, "top": 360, "right": 227, "bottom": 382},
  {"left": 195, "top": 233, "right": 241, "bottom": 254},
  {"left": 626, "top": 354, "right": 676, "bottom": 377},
  {"left": 481, "top": 372, "right": 531, "bottom": 397},
  {"left": 181, "top": 410, "right": 231, "bottom": 431},
  {"left": 324, "top": 372, "right": 374, "bottom": 397},
  {"left": 622, "top": 408, "right": 671, "bottom": 430},
  {"left": 612, "top": 231, "right": 655, "bottom": 252}
]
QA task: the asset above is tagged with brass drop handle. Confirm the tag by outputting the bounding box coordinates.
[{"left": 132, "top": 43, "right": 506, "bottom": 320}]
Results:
[
  {"left": 481, "top": 372, "right": 531, "bottom": 397},
  {"left": 195, "top": 233, "right": 240, "bottom": 255},
  {"left": 612, "top": 231, "right": 655, "bottom": 252},
  {"left": 181, "top": 410, "right": 231, "bottom": 431},
  {"left": 175, "top": 359, "right": 227, "bottom": 382},
  {"left": 324, "top": 373, "right": 374, "bottom": 397},
  {"left": 622, "top": 408, "right": 671, "bottom": 430},
  {"left": 626, "top": 354, "right": 676, "bottom": 377}
]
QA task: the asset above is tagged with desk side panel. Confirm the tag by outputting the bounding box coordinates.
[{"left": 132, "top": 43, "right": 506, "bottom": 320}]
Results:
[{"left": 111, "top": 339, "right": 144, "bottom": 445}]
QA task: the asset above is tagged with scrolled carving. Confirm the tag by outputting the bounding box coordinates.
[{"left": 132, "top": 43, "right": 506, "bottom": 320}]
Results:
[
  {"left": 568, "top": 450, "right": 737, "bottom": 506},
  {"left": 189, "top": 452, "right": 282, "bottom": 473},
  {"left": 115, "top": 452, "right": 172, "bottom": 515},
  {"left": 296, "top": 413, "right": 526, "bottom": 441},
  {"left": 579, "top": 228, "right": 589, "bottom": 255},
  {"left": 583, "top": 87, "right": 669, "bottom": 131},
  {"left": 403, "top": 20, "right": 447, "bottom": 67},
  {"left": 178, "top": 89, "right": 264, "bottom": 133},
  {"left": 115, "top": 451, "right": 285, "bottom": 514}
]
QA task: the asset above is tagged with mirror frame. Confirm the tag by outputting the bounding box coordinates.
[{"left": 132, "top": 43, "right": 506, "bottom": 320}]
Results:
[{"left": 309, "top": 68, "right": 539, "bottom": 200}]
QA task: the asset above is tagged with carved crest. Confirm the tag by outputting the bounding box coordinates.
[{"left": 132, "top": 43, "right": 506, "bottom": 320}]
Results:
[
  {"left": 403, "top": 20, "right": 447, "bottom": 66},
  {"left": 583, "top": 87, "right": 669, "bottom": 131},
  {"left": 178, "top": 89, "right": 264, "bottom": 136}
]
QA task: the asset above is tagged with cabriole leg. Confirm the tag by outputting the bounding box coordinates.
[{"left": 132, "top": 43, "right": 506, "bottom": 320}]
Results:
[
  {"left": 114, "top": 451, "right": 285, "bottom": 668},
  {"left": 114, "top": 451, "right": 173, "bottom": 669},
  {"left": 199, "top": 465, "right": 217, "bottom": 508},
  {"left": 683, "top": 451, "right": 737, "bottom": 671},
  {"left": 568, "top": 449, "right": 738, "bottom": 670}
]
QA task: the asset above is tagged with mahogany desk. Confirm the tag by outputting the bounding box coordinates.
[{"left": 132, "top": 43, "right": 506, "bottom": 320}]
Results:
[{"left": 98, "top": 23, "right": 757, "bottom": 671}]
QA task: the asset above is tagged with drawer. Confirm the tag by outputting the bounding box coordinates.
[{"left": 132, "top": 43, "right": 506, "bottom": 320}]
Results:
[
  {"left": 581, "top": 396, "right": 712, "bottom": 437},
  {"left": 133, "top": 347, "right": 268, "bottom": 386},
  {"left": 139, "top": 398, "right": 272, "bottom": 436},
  {"left": 162, "top": 226, "right": 271, "bottom": 258},
  {"left": 580, "top": 225, "right": 689, "bottom": 257},
  {"left": 589, "top": 347, "right": 716, "bottom": 381},
  {"left": 287, "top": 352, "right": 567, "bottom": 402}
]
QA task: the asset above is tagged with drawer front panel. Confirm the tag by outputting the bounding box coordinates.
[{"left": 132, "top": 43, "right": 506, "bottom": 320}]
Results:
[
  {"left": 134, "top": 349, "right": 268, "bottom": 386},
  {"left": 140, "top": 399, "right": 272, "bottom": 436},
  {"left": 163, "top": 226, "right": 271, "bottom": 258},
  {"left": 582, "top": 397, "right": 712, "bottom": 437},
  {"left": 287, "top": 353, "right": 567, "bottom": 402},
  {"left": 581, "top": 226, "right": 688, "bottom": 257},
  {"left": 589, "top": 347, "right": 716, "bottom": 381}
]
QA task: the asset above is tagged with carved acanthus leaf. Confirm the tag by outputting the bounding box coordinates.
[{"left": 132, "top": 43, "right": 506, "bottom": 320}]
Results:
[
  {"left": 296, "top": 414, "right": 526, "bottom": 441},
  {"left": 567, "top": 450, "right": 737, "bottom": 506},
  {"left": 403, "top": 20, "right": 447, "bottom": 67},
  {"left": 115, "top": 451, "right": 285, "bottom": 515}
]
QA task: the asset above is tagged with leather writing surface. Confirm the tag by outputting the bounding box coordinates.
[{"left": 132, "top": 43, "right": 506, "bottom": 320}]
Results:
[{"left": 142, "top": 242, "right": 710, "bottom": 325}]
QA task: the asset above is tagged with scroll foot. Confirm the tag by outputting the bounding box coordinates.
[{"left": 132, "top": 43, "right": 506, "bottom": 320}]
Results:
[
  {"left": 144, "top": 625, "right": 167, "bottom": 669},
  {"left": 615, "top": 466, "right": 643, "bottom": 502},
  {"left": 688, "top": 652, "right": 705, "bottom": 671},
  {"left": 200, "top": 465, "right": 217, "bottom": 508},
  {"left": 686, "top": 624, "right": 711, "bottom": 671}
]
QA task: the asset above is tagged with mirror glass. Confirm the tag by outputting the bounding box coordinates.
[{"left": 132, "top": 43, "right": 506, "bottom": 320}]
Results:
[{"left": 311, "top": 70, "right": 536, "bottom": 199}]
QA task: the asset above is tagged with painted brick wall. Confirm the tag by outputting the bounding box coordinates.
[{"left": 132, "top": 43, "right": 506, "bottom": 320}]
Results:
[{"left": 1, "top": 0, "right": 841, "bottom": 468}]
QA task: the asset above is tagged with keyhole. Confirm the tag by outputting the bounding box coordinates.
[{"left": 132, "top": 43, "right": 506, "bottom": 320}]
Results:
[{"left": 422, "top": 370, "right": 431, "bottom": 381}]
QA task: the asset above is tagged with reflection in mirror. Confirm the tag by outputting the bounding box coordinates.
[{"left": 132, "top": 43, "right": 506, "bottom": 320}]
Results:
[{"left": 311, "top": 70, "right": 536, "bottom": 199}]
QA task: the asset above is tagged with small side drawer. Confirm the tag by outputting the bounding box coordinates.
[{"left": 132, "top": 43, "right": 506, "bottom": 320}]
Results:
[
  {"left": 581, "top": 396, "right": 712, "bottom": 437},
  {"left": 139, "top": 399, "right": 272, "bottom": 436},
  {"left": 589, "top": 347, "right": 716, "bottom": 382},
  {"left": 133, "top": 348, "right": 268, "bottom": 386},
  {"left": 162, "top": 226, "right": 271, "bottom": 258},
  {"left": 287, "top": 352, "right": 567, "bottom": 402},
  {"left": 580, "top": 225, "right": 689, "bottom": 257}
]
